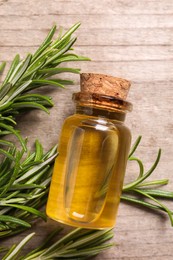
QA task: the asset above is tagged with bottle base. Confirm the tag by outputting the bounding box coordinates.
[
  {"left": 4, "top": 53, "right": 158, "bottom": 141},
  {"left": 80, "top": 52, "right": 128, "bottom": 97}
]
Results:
[{"left": 47, "top": 213, "right": 115, "bottom": 230}]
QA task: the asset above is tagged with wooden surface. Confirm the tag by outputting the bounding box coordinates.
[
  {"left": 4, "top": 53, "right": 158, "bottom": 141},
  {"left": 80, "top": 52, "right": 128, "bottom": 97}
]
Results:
[{"left": 1, "top": 0, "right": 173, "bottom": 259}]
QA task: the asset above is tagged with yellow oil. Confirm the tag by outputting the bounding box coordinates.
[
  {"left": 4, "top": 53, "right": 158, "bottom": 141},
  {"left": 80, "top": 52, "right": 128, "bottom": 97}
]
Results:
[{"left": 46, "top": 113, "right": 131, "bottom": 229}]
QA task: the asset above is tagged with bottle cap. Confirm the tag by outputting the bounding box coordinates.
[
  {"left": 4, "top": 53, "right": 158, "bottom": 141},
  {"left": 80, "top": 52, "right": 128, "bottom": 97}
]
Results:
[{"left": 80, "top": 73, "right": 130, "bottom": 100}]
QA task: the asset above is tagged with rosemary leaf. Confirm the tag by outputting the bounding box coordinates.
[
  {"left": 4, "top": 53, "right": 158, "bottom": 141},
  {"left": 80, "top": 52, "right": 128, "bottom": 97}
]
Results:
[
  {"left": 38, "top": 67, "right": 80, "bottom": 76},
  {"left": 11, "top": 101, "right": 50, "bottom": 114},
  {"left": 2, "top": 233, "right": 35, "bottom": 260},
  {"left": 0, "top": 62, "right": 6, "bottom": 75},
  {"left": 32, "top": 79, "right": 65, "bottom": 88},
  {"left": 0, "top": 123, "right": 26, "bottom": 151},
  {"left": 0, "top": 140, "right": 14, "bottom": 147},
  {"left": 10, "top": 54, "right": 32, "bottom": 86},
  {"left": 2, "top": 204, "right": 46, "bottom": 221},
  {"left": 2, "top": 55, "right": 20, "bottom": 87},
  {"left": 14, "top": 94, "right": 53, "bottom": 107},
  {"left": 0, "top": 215, "right": 31, "bottom": 228},
  {"left": 137, "top": 188, "right": 173, "bottom": 198}
]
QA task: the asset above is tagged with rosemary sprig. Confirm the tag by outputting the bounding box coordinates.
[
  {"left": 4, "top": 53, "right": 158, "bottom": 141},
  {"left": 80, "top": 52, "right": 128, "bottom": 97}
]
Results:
[
  {"left": 0, "top": 141, "right": 57, "bottom": 238},
  {"left": 122, "top": 136, "right": 173, "bottom": 225},
  {"left": 0, "top": 22, "right": 89, "bottom": 143},
  {"left": 2, "top": 228, "right": 114, "bottom": 260}
]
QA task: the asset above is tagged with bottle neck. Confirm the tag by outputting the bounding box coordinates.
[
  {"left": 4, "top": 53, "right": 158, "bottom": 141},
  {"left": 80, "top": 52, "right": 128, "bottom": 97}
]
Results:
[
  {"left": 73, "top": 92, "right": 132, "bottom": 123},
  {"left": 76, "top": 105, "right": 126, "bottom": 122}
]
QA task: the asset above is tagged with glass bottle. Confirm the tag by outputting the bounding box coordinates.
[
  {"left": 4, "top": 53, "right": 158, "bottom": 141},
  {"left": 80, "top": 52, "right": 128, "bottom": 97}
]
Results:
[{"left": 46, "top": 73, "right": 133, "bottom": 229}]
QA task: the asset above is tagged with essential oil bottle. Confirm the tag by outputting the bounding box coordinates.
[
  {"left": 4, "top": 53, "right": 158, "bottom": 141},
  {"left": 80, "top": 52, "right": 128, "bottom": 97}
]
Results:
[{"left": 46, "top": 73, "right": 133, "bottom": 229}]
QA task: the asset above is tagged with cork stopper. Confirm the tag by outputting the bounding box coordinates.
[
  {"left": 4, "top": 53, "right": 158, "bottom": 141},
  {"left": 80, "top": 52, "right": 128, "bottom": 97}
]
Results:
[{"left": 80, "top": 73, "right": 130, "bottom": 100}]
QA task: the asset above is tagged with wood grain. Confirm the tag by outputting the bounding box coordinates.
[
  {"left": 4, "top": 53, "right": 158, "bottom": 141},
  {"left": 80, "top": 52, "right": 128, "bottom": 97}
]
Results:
[
  {"left": 1, "top": 45, "right": 173, "bottom": 61},
  {"left": 0, "top": 28, "right": 173, "bottom": 46},
  {"left": 0, "top": 0, "right": 173, "bottom": 15},
  {"left": 1, "top": 14, "right": 173, "bottom": 29},
  {"left": 0, "top": 0, "right": 173, "bottom": 259}
]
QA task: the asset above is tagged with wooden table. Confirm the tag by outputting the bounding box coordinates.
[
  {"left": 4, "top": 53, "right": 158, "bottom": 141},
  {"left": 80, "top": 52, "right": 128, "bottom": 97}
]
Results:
[{"left": 0, "top": 0, "right": 173, "bottom": 259}]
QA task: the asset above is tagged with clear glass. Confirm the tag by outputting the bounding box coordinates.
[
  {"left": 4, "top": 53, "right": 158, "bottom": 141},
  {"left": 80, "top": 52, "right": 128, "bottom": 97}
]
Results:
[{"left": 46, "top": 94, "right": 132, "bottom": 229}]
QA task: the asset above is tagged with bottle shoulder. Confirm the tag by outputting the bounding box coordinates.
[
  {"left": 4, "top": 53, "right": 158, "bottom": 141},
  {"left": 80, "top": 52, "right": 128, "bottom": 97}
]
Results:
[
  {"left": 62, "top": 114, "right": 87, "bottom": 126},
  {"left": 62, "top": 114, "right": 131, "bottom": 135}
]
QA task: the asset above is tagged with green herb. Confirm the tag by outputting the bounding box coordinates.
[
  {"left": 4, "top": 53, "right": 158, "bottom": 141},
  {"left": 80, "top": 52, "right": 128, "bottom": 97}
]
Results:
[
  {"left": 122, "top": 136, "right": 173, "bottom": 225},
  {"left": 2, "top": 228, "right": 114, "bottom": 260},
  {"left": 0, "top": 140, "right": 57, "bottom": 238},
  {"left": 0, "top": 22, "right": 89, "bottom": 145}
]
